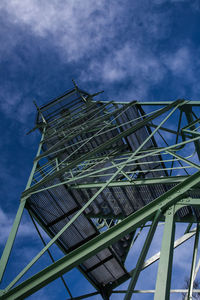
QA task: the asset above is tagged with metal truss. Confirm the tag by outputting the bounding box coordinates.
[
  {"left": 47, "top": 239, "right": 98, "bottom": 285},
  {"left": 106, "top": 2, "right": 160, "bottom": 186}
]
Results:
[{"left": 1, "top": 88, "right": 200, "bottom": 300}]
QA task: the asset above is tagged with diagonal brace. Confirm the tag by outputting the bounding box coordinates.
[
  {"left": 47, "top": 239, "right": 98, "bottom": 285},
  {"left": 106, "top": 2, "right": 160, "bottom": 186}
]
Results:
[{"left": 2, "top": 169, "right": 200, "bottom": 299}]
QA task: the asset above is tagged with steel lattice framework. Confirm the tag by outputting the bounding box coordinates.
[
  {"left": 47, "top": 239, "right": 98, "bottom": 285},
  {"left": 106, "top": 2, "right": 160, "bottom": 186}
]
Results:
[{"left": 1, "top": 85, "right": 200, "bottom": 299}]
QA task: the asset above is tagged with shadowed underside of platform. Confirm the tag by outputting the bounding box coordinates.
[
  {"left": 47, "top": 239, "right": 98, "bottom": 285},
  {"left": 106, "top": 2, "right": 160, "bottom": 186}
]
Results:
[{"left": 26, "top": 88, "right": 200, "bottom": 292}]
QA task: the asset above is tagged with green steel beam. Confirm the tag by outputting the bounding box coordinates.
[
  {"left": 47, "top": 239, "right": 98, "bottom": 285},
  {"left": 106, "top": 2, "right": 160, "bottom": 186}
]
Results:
[
  {"left": 39, "top": 89, "right": 77, "bottom": 113},
  {"left": 154, "top": 206, "right": 175, "bottom": 300},
  {"left": 70, "top": 175, "right": 187, "bottom": 189},
  {"left": 96, "top": 100, "right": 200, "bottom": 106},
  {"left": 107, "top": 225, "right": 197, "bottom": 291},
  {"left": 33, "top": 100, "right": 47, "bottom": 124},
  {"left": 72, "top": 165, "right": 191, "bottom": 179},
  {"left": 23, "top": 99, "right": 184, "bottom": 196},
  {"left": 183, "top": 129, "right": 200, "bottom": 137},
  {"left": 2, "top": 97, "right": 200, "bottom": 299},
  {"left": 120, "top": 230, "right": 137, "bottom": 264},
  {"left": 39, "top": 120, "right": 128, "bottom": 163},
  {"left": 110, "top": 289, "right": 200, "bottom": 294},
  {"left": 24, "top": 126, "right": 46, "bottom": 190},
  {"left": 176, "top": 198, "right": 200, "bottom": 207},
  {"left": 0, "top": 201, "right": 26, "bottom": 283},
  {"left": 35, "top": 101, "right": 136, "bottom": 161},
  {"left": 41, "top": 101, "right": 97, "bottom": 140},
  {"left": 27, "top": 133, "right": 200, "bottom": 196},
  {"left": 166, "top": 150, "right": 200, "bottom": 170},
  {"left": 27, "top": 209, "right": 101, "bottom": 292},
  {"left": 185, "top": 223, "right": 193, "bottom": 234},
  {"left": 133, "top": 225, "right": 196, "bottom": 272},
  {"left": 6, "top": 145, "right": 143, "bottom": 291},
  {"left": 2, "top": 170, "right": 200, "bottom": 299},
  {"left": 192, "top": 257, "right": 200, "bottom": 292},
  {"left": 186, "top": 223, "right": 200, "bottom": 300},
  {"left": 29, "top": 212, "right": 73, "bottom": 298},
  {"left": 30, "top": 139, "right": 198, "bottom": 194},
  {"left": 182, "top": 115, "right": 200, "bottom": 130},
  {"left": 47, "top": 103, "right": 183, "bottom": 189},
  {"left": 124, "top": 210, "right": 161, "bottom": 300},
  {"left": 0, "top": 126, "right": 46, "bottom": 283},
  {"left": 170, "top": 109, "right": 183, "bottom": 176},
  {"left": 183, "top": 105, "right": 200, "bottom": 161},
  {"left": 148, "top": 122, "right": 189, "bottom": 137}
]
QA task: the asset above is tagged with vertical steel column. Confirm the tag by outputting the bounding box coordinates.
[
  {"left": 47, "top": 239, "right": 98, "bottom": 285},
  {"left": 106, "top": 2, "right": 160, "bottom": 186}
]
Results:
[
  {"left": 154, "top": 205, "right": 175, "bottom": 300},
  {"left": 0, "top": 201, "right": 26, "bottom": 282},
  {"left": 0, "top": 126, "right": 46, "bottom": 283},
  {"left": 25, "top": 126, "right": 46, "bottom": 190},
  {"left": 183, "top": 105, "right": 200, "bottom": 161},
  {"left": 186, "top": 223, "right": 200, "bottom": 300},
  {"left": 124, "top": 210, "right": 161, "bottom": 300}
]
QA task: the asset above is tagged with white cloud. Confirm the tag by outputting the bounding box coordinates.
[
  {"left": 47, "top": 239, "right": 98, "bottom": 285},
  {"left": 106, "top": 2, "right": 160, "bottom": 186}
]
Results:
[
  {"left": 81, "top": 42, "right": 200, "bottom": 100},
  {"left": 0, "top": 207, "right": 35, "bottom": 246},
  {"left": 80, "top": 42, "right": 167, "bottom": 99},
  {"left": 101, "top": 44, "right": 165, "bottom": 83},
  {"left": 0, "top": 0, "right": 199, "bottom": 101},
  {"left": 163, "top": 46, "right": 193, "bottom": 75},
  {"left": 0, "top": 1, "right": 173, "bottom": 63},
  {"left": 0, "top": 0, "right": 123, "bottom": 62},
  {"left": 0, "top": 85, "right": 35, "bottom": 123},
  {"left": 2, "top": 0, "right": 199, "bottom": 102}
]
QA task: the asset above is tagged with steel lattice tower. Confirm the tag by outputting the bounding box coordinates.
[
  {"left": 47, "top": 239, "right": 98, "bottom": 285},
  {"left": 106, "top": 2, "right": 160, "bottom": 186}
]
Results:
[{"left": 1, "top": 85, "right": 200, "bottom": 299}]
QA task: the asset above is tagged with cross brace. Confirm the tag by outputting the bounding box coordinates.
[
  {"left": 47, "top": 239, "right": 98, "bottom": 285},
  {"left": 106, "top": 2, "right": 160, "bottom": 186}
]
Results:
[{"left": 1, "top": 169, "right": 200, "bottom": 299}]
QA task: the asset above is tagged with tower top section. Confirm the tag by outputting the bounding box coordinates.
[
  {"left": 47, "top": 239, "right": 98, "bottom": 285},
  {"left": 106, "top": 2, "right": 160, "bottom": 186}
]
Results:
[{"left": 35, "top": 87, "right": 91, "bottom": 125}]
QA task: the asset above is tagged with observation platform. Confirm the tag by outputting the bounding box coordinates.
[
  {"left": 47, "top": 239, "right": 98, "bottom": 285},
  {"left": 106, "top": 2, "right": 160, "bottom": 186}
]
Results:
[{"left": 25, "top": 87, "right": 200, "bottom": 294}]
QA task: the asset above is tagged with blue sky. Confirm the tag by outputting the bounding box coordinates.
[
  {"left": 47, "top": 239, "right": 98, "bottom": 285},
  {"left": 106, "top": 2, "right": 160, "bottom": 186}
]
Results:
[{"left": 1, "top": 0, "right": 200, "bottom": 299}]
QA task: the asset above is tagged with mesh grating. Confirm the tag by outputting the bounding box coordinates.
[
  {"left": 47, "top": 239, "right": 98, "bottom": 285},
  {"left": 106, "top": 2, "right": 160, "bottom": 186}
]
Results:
[{"left": 29, "top": 89, "right": 200, "bottom": 289}]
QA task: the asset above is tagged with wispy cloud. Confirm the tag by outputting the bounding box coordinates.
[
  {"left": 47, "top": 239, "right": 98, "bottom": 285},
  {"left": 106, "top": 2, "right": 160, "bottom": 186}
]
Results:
[
  {"left": 0, "top": 0, "right": 124, "bottom": 62},
  {"left": 0, "top": 2, "right": 200, "bottom": 298},
  {"left": 1, "top": 0, "right": 200, "bottom": 107},
  {"left": 0, "top": 86, "right": 35, "bottom": 123},
  {"left": 0, "top": 207, "right": 35, "bottom": 246}
]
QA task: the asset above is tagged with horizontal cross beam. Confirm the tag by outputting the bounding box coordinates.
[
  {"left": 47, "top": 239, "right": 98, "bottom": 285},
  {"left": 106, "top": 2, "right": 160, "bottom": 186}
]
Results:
[{"left": 2, "top": 169, "right": 200, "bottom": 299}]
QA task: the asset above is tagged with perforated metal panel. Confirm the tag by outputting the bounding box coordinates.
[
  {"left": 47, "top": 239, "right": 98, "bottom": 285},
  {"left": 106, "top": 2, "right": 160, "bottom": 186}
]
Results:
[{"left": 28, "top": 89, "right": 200, "bottom": 290}]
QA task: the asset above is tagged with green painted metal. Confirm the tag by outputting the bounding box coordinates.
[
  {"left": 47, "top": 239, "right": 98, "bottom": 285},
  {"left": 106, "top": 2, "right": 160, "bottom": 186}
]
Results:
[
  {"left": 26, "top": 133, "right": 200, "bottom": 196},
  {"left": 110, "top": 289, "right": 200, "bottom": 294},
  {"left": 2, "top": 95, "right": 200, "bottom": 300},
  {"left": 6, "top": 136, "right": 149, "bottom": 291},
  {"left": 108, "top": 224, "right": 197, "bottom": 292},
  {"left": 169, "top": 109, "right": 183, "bottom": 175},
  {"left": 97, "top": 100, "right": 200, "bottom": 106},
  {"left": 154, "top": 206, "right": 175, "bottom": 300},
  {"left": 166, "top": 150, "right": 200, "bottom": 171},
  {"left": 27, "top": 209, "right": 101, "bottom": 292},
  {"left": 124, "top": 210, "right": 161, "bottom": 300},
  {"left": 0, "top": 126, "right": 46, "bottom": 283},
  {"left": 70, "top": 175, "right": 187, "bottom": 189},
  {"left": 26, "top": 141, "right": 197, "bottom": 196},
  {"left": 183, "top": 105, "right": 200, "bottom": 161},
  {"left": 34, "top": 101, "right": 136, "bottom": 161},
  {"left": 0, "top": 200, "right": 26, "bottom": 283},
  {"left": 108, "top": 225, "right": 196, "bottom": 291},
  {"left": 22, "top": 99, "right": 184, "bottom": 197},
  {"left": 2, "top": 169, "right": 200, "bottom": 299},
  {"left": 185, "top": 222, "right": 193, "bottom": 234},
  {"left": 186, "top": 223, "right": 200, "bottom": 300},
  {"left": 25, "top": 126, "right": 46, "bottom": 190},
  {"left": 29, "top": 212, "right": 73, "bottom": 299}
]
